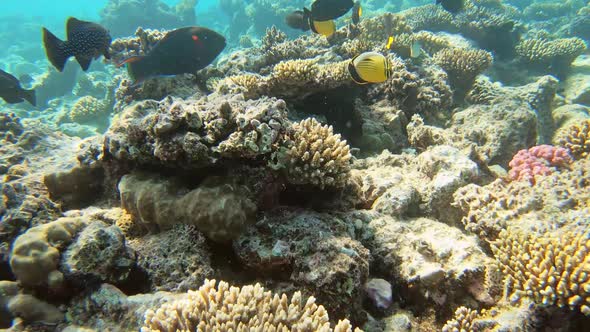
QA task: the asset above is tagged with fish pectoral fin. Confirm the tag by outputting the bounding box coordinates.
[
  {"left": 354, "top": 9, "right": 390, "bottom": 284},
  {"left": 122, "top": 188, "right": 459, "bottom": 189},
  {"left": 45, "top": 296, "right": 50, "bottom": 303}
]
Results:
[
  {"left": 75, "top": 55, "right": 93, "bottom": 71},
  {"left": 117, "top": 56, "right": 143, "bottom": 68}
]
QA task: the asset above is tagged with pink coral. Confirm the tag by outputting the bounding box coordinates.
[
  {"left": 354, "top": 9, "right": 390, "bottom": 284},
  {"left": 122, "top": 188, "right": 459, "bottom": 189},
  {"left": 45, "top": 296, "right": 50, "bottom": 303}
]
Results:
[{"left": 508, "top": 145, "right": 572, "bottom": 184}]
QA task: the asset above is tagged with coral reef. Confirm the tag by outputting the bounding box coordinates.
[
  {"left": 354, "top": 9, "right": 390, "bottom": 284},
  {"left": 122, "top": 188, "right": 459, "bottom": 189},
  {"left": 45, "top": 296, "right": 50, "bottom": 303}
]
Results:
[
  {"left": 453, "top": 157, "right": 590, "bottom": 242},
  {"left": 442, "top": 306, "right": 479, "bottom": 332},
  {"left": 105, "top": 93, "right": 288, "bottom": 169},
  {"left": 141, "top": 279, "right": 361, "bottom": 332}
]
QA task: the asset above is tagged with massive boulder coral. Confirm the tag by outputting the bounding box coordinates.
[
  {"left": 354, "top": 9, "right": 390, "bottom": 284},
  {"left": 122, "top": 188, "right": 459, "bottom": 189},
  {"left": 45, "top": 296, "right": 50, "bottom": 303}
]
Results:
[
  {"left": 274, "top": 118, "right": 352, "bottom": 189},
  {"left": 105, "top": 93, "right": 289, "bottom": 169},
  {"left": 141, "top": 279, "right": 362, "bottom": 332},
  {"left": 9, "top": 217, "right": 85, "bottom": 289},
  {"left": 118, "top": 173, "right": 257, "bottom": 242}
]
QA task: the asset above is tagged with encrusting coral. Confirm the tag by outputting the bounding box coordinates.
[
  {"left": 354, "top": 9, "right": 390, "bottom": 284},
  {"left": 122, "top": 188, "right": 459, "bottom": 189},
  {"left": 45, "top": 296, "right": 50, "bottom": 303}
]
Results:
[
  {"left": 491, "top": 228, "right": 590, "bottom": 316},
  {"left": 141, "top": 279, "right": 362, "bottom": 332},
  {"left": 559, "top": 119, "right": 590, "bottom": 160},
  {"left": 277, "top": 118, "right": 352, "bottom": 189}
]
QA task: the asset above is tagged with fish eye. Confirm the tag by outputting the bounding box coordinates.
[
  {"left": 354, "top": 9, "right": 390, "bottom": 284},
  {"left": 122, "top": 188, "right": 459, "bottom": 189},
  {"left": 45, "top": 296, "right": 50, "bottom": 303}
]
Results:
[{"left": 192, "top": 35, "right": 199, "bottom": 41}]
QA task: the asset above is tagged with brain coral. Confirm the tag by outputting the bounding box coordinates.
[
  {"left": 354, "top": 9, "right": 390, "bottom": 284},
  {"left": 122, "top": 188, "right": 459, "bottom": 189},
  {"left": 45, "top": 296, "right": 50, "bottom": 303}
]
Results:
[
  {"left": 559, "top": 119, "right": 590, "bottom": 160},
  {"left": 491, "top": 228, "right": 590, "bottom": 316},
  {"left": 279, "top": 118, "right": 352, "bottom": 189},
  {"left": 141, "top": 279, "right": 362, "bottom": 332}
]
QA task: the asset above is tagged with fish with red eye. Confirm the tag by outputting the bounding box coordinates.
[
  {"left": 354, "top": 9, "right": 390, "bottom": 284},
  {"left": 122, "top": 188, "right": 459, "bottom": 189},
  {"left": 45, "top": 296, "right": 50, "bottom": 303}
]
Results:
[{"left": 119, "top": 27, "right": 226, "bottom": 84}]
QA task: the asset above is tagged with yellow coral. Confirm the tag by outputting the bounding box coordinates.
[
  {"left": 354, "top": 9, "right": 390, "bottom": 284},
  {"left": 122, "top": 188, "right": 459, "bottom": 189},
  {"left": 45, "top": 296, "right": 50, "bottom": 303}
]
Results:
[
  {"left": 141, "top": 279, "right": 362, "bottom": 332},
  {"left": 442, "top": 306, "right": 479, "bottom": 332},
  {"left": 284, "top": 118, "right": 352, "bottom": 189},
  {"left": 216, "top": 74, "right": 264, "bottom": 99},
  {"left": 560, "top": 119, "right": 590, "bottom": 160},
  {"left": 270, "top": 59, "right": 319, "bottom": 84},
  {"left": 70, "top": 96, "right": 107, "bottom": 124},
  {"left": 358, "top": 13, "right": 412, "bottom": 46},
  {"left": 491, "top": 228, "right": 590, "bottom": 315}
]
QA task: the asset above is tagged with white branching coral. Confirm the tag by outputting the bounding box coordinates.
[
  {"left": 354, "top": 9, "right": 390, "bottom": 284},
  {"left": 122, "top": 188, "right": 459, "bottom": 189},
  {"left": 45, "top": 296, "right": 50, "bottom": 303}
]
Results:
[{"left": 141, "top": 279, "right": 362, "bottom": 332}]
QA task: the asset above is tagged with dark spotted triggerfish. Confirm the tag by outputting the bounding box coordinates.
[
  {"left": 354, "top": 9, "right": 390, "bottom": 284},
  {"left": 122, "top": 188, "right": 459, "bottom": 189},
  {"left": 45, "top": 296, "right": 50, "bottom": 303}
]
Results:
[{"left": 42, "top": 17, "right": 112, "bottom": 72}]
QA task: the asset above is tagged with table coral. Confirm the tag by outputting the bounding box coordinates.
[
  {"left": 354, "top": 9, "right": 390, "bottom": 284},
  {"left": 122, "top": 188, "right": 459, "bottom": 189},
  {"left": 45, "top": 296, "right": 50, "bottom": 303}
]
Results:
[
  {"left": 433, "top": 48, "right": 493, "bottom": 96},
  {"left": 507, "top": 145, "right": 572, "bottom": 184},
  {"left": 491, "top": 228, "right": 590, "bottom": 316},
  {"left": 515, "top": 37, "right": 587, "bottom": 76},
  {"left": 141, "top": 279, "right": 362, "bottom": 332}
]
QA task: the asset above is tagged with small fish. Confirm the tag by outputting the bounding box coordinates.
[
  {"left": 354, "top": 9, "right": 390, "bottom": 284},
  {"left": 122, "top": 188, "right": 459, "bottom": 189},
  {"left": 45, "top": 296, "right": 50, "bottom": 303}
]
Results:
[
  {"left": 0, "top": 69, "right": 36, "bottom": 106},
  {"left": 285, "top": 10, "right": 311, "bottom": 31},
  {"left": 410, "top": 41, "right": 422, "bottom": 58},
  {"left": 42, "top": 17, "right": 112, "bottom": 72},
  {"left": 311, "top": 0, "right": 355, "bottom": 21},
  {"left": 436, "top": 0, "right": 464, "bottom": 14},
  {"left": 118, "top": 27, "right": 226, "bottom": 84},
  {"left": 352, "top": 1, "right": 362, "bottom": 24},
  {"left": 386, "top": 36, "right": 394, "bottom": 50},
  {"left": 348, "top": 52, "right": 391, "bottom": 84},
  {"left": 287, "top": 8, "right": 336, "bottom": 37}
]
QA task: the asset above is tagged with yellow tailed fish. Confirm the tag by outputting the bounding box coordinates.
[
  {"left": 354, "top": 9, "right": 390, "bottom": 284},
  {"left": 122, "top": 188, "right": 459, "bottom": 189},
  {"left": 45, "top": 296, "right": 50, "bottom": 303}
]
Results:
[
  {"left": 348, "top": 52, "right": 391, "bottom": 84},
  {"left": 386, "top": 36, "right": 394, "bottom": 50},
  {"left": 410, "top": 41, "right": 422, "bottom": 58},
  {"left": 310, "top": 19, "right": 336, "bottom": 37},
  {"left": 352, "top": 1, "right": 362, "bottom": 24}
]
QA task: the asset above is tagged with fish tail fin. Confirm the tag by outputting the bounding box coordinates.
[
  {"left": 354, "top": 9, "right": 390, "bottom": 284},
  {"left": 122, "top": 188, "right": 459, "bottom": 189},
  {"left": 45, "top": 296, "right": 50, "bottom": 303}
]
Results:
[
  {"left": 21, "top": 89, "right": 36, "bottom": 107},
  {"left": 42, "top": 27, "right": 70, "bottom": 72},
  {"left": 119, "top": 56, "right": 150, "bottom": 84}
]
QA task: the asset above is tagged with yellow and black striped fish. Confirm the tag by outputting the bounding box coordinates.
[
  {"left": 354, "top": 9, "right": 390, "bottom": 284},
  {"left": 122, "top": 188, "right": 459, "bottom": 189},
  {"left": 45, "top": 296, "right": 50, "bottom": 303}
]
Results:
[{"left": 348, "top": 52, "right": 391, "bottom": 84}]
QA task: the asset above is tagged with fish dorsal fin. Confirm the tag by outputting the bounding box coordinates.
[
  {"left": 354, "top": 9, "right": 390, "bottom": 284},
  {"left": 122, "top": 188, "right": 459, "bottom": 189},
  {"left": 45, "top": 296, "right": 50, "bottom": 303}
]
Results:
[{"left": 67, "top": 17, "right": 88, "bottom": 39}]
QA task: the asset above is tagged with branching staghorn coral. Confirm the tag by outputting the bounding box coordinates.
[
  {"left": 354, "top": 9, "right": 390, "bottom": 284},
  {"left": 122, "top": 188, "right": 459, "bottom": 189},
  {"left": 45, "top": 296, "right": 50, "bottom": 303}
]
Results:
[
  {"left": 141, "top": 279, "right": 362, "bottom": 332},
  {"left": 276, "top": 118, "right": 352, "bottom": 189},
  {"left": 491, "top": 228, "right": 590, "bottom": 316}
]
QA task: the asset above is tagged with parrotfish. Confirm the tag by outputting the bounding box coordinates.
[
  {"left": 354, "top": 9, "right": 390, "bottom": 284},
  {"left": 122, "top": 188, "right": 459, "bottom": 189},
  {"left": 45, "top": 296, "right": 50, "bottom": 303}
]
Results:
[{"left": 118, "top": 27, "right": 226, "bottom": 84}]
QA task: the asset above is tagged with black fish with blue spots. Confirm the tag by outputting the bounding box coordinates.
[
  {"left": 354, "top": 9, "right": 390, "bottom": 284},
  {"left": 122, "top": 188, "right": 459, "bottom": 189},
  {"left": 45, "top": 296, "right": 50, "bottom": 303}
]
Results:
[
  {"left": 0, "top": 69, "right": 36, "bottom": 106},
  {"left": 42, "top": 17, "right": 112, "bottom": 72}
]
